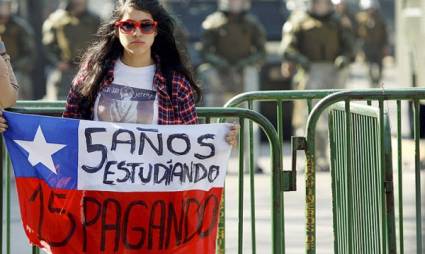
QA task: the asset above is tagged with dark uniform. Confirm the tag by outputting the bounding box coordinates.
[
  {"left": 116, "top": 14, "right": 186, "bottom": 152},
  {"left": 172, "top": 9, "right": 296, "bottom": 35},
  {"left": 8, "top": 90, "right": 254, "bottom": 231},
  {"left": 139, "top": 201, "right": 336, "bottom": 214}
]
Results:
[
  {"left": 42, "top": 3, "right": 100, "bottom": 99},
  {"left": 199, "top": 2, "right": 266, "bottom": 106},
  {"left": 356, "top": 7, "right": 388, "bottom": 86},
  {"left": 0, "top": 3, "right": 36, "bottom": 99},
  {"left": 335, "top": 0, "right": 358, "bottom": 32},
  {"left": 334, "top": 0, "right": 359, "bottom": 59},
  {"left": 281, "top": 11, "right": 354, "bottom": 73},
  {"left": 281, "top": 0, "right": 354, "bottom": 170}
]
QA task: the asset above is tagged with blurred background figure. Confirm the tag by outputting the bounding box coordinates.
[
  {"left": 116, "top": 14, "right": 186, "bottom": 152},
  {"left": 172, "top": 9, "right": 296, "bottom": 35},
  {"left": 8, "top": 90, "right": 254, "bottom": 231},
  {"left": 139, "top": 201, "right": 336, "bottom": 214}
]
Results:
[
  {"left": 356, "top": 0, "right": 388, "bottom": 87},
  {"left": 198, "top": 0, "right": 266, "bottom": 106},
  {"left": 0, "top": 0, "right": 35, "bottom": 99},
  {"left": 159, "top": 0, "right": 192, "bottom": 73},
  {"left": 42, "top": 0, "right": 100, "bottom": 99},
  {"left": 333, "top": 0, "right": 358, "bottom": 60},
  {"left": 333, "top": 0, "right": 357, "bottom": 32},
  {"left": 199, "top": 0, "right": 266, "bottom": 173},
  {"left": 281, "top": 0, "right": 354, "bottom": 171}
]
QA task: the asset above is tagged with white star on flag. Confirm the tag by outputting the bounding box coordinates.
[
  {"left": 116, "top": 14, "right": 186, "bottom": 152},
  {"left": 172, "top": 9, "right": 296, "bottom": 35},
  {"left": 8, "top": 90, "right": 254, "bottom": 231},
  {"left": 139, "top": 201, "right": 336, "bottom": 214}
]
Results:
[{"left": 14, "top": 126, "right": 66, "bottom": 175}]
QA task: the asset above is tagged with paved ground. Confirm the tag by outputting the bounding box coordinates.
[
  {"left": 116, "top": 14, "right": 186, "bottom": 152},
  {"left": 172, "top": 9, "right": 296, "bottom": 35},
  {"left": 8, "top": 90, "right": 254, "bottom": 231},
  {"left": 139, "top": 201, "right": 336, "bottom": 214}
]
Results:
[{"left": 3, "top": 60, "right": 425, "bottom": 253}]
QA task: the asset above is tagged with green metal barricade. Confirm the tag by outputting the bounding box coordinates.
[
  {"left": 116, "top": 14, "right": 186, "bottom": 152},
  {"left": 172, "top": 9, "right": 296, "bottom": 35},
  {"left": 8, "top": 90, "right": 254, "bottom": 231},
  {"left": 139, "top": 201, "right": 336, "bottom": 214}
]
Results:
[
  {"left": 225, "top": 88, "right": 425, "bottom": 254},
  {"left": 224, "top": 90, "right": 340, "bottom": 254},
  {"left": 305, "top": 89, "right": 425, "bottom": 254},
  {"left": 328, "top": 103, "right": 396, "bottom": 253},
  {"left": 0, "top": 102, "right": 286, "bottom": 254}
]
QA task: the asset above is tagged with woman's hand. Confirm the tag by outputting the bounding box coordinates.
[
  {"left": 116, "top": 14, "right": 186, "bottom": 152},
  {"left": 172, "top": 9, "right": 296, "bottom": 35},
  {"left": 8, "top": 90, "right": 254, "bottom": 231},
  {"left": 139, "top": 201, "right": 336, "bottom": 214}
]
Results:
[
  {"left": 0, "top": 110, "right": 8, "bottom": 133},
  {"left": 225, "top": 124, "right": 239, "bottom": 147}
]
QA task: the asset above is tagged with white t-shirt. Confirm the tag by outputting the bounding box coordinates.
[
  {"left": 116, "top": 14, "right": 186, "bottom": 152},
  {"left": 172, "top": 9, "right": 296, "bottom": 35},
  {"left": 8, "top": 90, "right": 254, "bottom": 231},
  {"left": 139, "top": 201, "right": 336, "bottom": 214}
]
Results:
[{"left": 94, "top": 59, "right": 158, "bottom": 124}]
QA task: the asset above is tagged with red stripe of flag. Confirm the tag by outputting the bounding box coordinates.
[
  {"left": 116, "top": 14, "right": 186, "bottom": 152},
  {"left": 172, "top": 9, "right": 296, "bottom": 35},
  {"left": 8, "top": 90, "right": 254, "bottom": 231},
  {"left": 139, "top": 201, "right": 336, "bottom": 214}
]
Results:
[{"left": 17, "top": 178, "right": 222, "bottom": 254}]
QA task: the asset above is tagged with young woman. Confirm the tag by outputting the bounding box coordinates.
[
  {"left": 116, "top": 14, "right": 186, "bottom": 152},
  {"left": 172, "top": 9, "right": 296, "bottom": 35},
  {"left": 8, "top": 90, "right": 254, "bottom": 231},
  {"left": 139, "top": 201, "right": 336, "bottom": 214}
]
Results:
[
  {"left": 63, "top": 0, "right": 237, "bottom": 144},
  {"left": 0, "top": 37, "right": 18, "bottom": 133}
]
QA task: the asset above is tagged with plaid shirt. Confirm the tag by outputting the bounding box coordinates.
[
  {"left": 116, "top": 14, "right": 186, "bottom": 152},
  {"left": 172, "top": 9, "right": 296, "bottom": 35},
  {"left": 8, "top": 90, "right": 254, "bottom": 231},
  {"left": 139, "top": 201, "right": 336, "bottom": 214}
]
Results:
[{"left": 63, "top": 59, "right": 198, "bottom": 125}]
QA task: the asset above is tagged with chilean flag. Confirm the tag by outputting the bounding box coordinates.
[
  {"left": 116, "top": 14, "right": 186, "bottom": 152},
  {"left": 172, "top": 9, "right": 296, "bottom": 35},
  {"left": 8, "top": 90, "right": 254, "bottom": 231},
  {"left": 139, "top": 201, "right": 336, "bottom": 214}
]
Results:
[{"left": 2, "top": 111, "right": 231, "bottom": 254}]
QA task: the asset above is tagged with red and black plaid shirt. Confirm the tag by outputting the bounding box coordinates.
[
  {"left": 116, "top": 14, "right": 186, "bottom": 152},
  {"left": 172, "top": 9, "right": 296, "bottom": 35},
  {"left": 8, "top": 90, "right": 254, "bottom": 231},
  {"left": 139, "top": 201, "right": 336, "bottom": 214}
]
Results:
[{"left": 63, "top": 59, "right": 198, "bottom": 125}]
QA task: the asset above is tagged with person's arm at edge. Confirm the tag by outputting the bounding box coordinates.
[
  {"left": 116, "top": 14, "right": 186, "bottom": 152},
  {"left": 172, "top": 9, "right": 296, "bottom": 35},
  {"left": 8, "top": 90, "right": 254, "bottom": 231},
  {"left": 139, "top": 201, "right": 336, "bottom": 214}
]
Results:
[{"left": 0, "top": 40, "right": 18, "bottom": 109}]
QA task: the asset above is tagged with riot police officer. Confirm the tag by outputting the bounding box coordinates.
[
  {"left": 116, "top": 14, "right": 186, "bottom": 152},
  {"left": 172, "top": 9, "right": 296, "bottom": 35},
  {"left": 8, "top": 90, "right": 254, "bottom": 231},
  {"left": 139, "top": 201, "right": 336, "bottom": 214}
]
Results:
[
  {"left": 198, "top": 0, "right": 266, "bottom": 106},
  {"left": 42, "top": 0, "right": 100, "bottom": 99},
  {"left": 0, "top": 0, "right": 35, "bottom": 99},
  {"left": 356, "top": 0, "right": 388, "bottom": 87},
  {"left": 281, "top": 0, "right": 355, "bottom": 171}
]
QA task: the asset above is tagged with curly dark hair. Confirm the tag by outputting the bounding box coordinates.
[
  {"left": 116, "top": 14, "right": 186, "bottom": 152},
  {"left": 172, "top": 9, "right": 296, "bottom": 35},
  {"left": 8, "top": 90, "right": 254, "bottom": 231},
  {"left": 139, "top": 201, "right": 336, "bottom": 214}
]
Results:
[{"left": 77, "top": 0, "right": 201, "bottom": 102}]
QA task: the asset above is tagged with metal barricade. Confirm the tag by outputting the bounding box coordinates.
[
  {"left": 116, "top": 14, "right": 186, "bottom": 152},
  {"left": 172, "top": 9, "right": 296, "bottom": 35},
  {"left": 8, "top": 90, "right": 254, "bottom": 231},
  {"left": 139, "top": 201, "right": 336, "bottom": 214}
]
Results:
[
  {"left": 305, "top": 89, "right": 425, "bottom": 254},
  {"left": 225, "top": 88, "right": 425, "bottom": 253},
  {"left": 328, "top": 103, "right": 396, "bottom": 253}
]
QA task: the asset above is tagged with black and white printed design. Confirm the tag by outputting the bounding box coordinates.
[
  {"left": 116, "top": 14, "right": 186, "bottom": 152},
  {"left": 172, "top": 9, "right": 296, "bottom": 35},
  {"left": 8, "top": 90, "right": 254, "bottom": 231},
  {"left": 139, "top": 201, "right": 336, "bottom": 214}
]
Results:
[{"left": 95, "top": 83, "right": 156, "bottom": 124}]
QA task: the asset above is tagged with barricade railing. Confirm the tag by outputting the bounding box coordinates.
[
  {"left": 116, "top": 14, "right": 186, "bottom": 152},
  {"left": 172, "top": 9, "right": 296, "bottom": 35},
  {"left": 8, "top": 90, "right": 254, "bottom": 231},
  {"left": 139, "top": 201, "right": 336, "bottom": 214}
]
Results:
[
  {"left": 225, "top": 88, "right": 425, "bottom": 253},
  {"left": 304, "top": 89, "right": 425, "bottom": 254},
  {"left": 328, "top": 102, "right": 396, "bottom": 253}
]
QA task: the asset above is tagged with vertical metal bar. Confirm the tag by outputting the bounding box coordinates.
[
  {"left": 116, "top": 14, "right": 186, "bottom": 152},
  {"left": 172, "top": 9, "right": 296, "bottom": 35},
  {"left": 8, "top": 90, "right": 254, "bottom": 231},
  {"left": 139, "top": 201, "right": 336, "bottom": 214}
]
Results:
[
  {"left": 345, "top": 101, "right": 354, "bottom": 254},
  {"left": 238, "top": 118, "right": 245, "bottom": 254},
  {"left": 334, "top": 110, "right": 342, "bottom": 253},
  {"left": 32, "top": 246, "right": 39, "bottom": 254},
  {"left": 217, "top": 189, "right": 225, "bottom": 254},
  {"left": 397, "top": 100, "right": 404, "bottom": 254},
  {"left": 365, "top": 116, "right": 375, "bottom": 252},
  {"left": 379, "top": 100, "right": 387, "bottom": 254},
  {"left": 329, "top": 111, "right": 340, "bottom": 252},
  {"left": 341, "top": 111, "right": 348, "bottom": 253},
  {"left": 276, "top": 96, "right": 288, "bottom": 254},
  {"left": 270, "top": 115, "right": 285, "bottom": 254},
  {"left": 6, "top": 148, "right": 10, "bottom": 254},
  {"left": 277, "top": 99, "right": 289, "bottom": 254},
  {"left": 216, "top": 115, "right": 225, "bottom": 254},
  {"left": 305, "top": 103, "right": 317, "bottom": 254},
  {"left": 352, "top": 113, "right": 361, "bottom": 253},
  {"left": 373, "top": 116, "right": 382, "bottom": 253},
  {"left": 363, "top": 117, "right": 374, "bottom": 251},
  {"left": 413, "top": 100, "right": 423, "bottom": 254},
  {"left": 215, "top": 112, "right": 226, "bottom": 254},
  {"left": 277, "top": 100, "right": 284, "bottom": 154},
  {"left": 305, "top": 150, "right": 316, "bottom": 253},
  {"left": 248, "top": 100, "right": 257, "bottom": 254},
  {"left": 361, "top": 115, "right": 372, "bottom": 252},
  {"left": 307, "top": 99, "right": 313, "bottom": 114},
  {"left": 215, "top": 114, "right": 226, "bottom": 254},
  {"left": 0, "top": 139, "right": 3, "bottom": 254}
]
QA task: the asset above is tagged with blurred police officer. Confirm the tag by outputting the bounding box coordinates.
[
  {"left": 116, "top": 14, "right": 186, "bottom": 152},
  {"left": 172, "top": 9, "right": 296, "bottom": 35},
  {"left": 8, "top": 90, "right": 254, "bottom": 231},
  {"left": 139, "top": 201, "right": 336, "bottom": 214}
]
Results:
[
  {"left": 199, "top": 0, "right": 266, "bottom": 173},
  {"left": 42, "top": 0, "right": 100, "bottom": 99},
  {"left": 0, "top": 0, "right": 35, "bottom": 99},
  {"left": 333, "top": 0, "right": 357, "bottom": 32},
  {"left": 356, "top": 0, "right": 388, "bottom": 87},
  {"left": 198, "top": 0, "right": 266, "bottom": 106},
  {"left": 281, "top": 0, "right": 354, "bottom": 170},
  {"left": 334, "top": 0, "right": 359, "bottom": 56},
  {"left": 159, "top": 0, "right": 191, "bottom": 69}
]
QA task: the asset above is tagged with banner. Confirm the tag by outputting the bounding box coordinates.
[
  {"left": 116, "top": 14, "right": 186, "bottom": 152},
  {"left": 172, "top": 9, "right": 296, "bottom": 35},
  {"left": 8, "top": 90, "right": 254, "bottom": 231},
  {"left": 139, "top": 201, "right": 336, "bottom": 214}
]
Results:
[{"left": 2, "top": 111, "right": 231, "bottom": 254}]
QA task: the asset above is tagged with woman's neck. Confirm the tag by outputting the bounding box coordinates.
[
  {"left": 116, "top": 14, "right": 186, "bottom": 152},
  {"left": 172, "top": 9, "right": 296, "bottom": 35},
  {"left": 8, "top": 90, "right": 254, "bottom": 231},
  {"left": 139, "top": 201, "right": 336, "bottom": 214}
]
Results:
[{"left": 121, "top": 51, "right": 154, "bottom": 67}]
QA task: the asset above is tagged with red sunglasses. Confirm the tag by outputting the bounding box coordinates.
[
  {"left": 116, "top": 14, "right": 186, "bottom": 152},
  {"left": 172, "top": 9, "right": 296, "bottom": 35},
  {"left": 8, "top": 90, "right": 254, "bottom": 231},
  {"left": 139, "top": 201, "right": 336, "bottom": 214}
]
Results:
[{"left": 115, "top": 19, "right": 158, "bottom": 34}]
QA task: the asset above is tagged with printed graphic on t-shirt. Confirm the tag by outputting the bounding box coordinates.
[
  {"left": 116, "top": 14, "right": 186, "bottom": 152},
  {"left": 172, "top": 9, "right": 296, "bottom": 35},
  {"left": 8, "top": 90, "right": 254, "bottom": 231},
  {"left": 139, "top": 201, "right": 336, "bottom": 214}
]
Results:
[{"left": 96, "top": 83, "right": 156, "bottom": 124}]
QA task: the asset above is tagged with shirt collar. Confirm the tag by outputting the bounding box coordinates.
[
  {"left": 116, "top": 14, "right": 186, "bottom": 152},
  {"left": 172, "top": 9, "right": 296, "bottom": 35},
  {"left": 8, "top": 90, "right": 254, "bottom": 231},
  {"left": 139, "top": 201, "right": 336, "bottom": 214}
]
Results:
[{"left": 101, "top": 55, "right": 170, "bottom": 96}]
